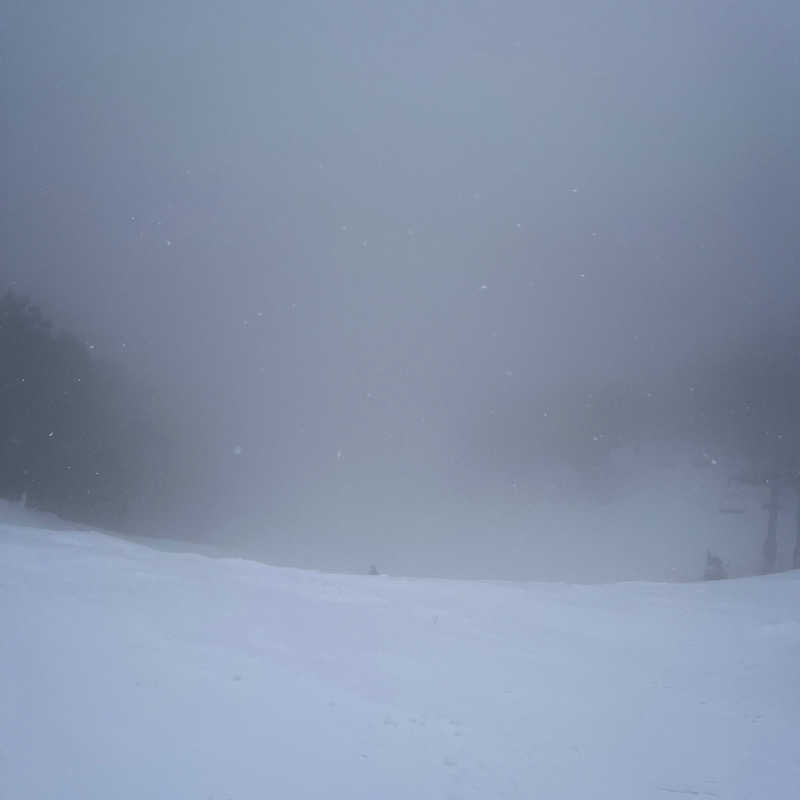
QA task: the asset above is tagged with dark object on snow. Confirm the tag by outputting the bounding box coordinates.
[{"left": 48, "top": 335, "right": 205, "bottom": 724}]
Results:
[
  {"left": 703, "top": 550, "right": 727, "bottom": 581},
  {"left": 368, "top": 564, "right": 379, "bottom": 576}
]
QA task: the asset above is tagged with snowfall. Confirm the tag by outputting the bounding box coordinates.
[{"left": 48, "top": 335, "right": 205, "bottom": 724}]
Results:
[{"left": 2, "top": 513, "right": 800, "bottom": 798}]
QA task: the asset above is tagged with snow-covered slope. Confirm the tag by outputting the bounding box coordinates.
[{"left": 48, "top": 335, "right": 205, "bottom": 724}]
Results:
[{"left": 2, "top": 523, "right": 799, "bottom": 799}]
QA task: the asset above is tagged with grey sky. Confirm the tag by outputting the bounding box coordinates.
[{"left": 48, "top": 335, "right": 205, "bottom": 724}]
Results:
[{"left": 3, "top": 0, "right": 800, "bottom": 535}]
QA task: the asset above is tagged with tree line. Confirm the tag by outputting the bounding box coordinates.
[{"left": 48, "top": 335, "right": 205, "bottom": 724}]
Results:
[{"left": 0, "top": 289, "right": 185, "bottom": 530}]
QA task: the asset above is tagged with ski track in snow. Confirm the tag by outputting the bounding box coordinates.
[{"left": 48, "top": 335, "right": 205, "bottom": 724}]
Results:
[{"left": 2, "top": 523, "right": 800, "bottom": 799}]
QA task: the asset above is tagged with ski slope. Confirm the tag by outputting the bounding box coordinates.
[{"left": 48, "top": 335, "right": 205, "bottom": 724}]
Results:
[{"left": 2, "top": 523, "right": 799, "bottom": 799}]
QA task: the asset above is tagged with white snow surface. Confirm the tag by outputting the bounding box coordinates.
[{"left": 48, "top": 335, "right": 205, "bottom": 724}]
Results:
[{"left": 2, "top": 522, "right": 800, "bottom": 799}]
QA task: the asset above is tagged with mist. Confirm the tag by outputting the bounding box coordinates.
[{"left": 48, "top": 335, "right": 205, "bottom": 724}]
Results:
[{"left": 4, "top": 0, "right": 800, "bottom": 580}]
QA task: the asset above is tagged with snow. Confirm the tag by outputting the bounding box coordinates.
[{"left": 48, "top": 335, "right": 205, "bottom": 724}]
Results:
[{"left": 2, "top": 520, "right": 800, "bottom": 799}]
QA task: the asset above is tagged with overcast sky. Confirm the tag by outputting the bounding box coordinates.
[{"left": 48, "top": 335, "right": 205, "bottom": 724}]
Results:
[{"left": 3, "top": 0, "right": 800, "bottom": 535}]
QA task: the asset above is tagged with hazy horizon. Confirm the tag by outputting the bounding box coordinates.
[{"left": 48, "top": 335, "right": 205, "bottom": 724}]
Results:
[{"left": 4, "top": 1, "right": 800, "bottom": 575}]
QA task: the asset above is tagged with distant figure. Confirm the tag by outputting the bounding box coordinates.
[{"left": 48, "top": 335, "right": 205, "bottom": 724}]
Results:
[
  {"left": 703, "top": 550, "right": 727, "bottom": 581},
  {"left": 368, "top": 564, "right": 379, "bottom": 576}
]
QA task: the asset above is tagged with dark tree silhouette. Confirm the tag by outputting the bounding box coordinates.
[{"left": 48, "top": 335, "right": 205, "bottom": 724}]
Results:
[{"left": 0, "top": 289, "right": 187, "bottom": 530}]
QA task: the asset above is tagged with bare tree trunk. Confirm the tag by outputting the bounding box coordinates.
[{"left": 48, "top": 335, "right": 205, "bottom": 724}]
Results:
[{"left": 763, "top": 483, "right": 780, "bottom": 574}]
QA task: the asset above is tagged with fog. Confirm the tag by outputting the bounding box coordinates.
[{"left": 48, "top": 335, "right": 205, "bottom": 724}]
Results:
[{"left": 4, "top": 1, "right": 800, "bottom": 578}]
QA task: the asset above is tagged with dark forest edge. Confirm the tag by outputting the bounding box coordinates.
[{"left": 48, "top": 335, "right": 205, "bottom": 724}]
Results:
[{"left": 0, "top": 289, "right": 189, "bottom": 532}]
